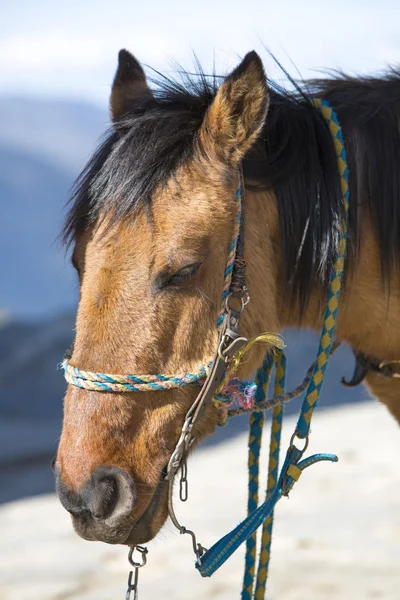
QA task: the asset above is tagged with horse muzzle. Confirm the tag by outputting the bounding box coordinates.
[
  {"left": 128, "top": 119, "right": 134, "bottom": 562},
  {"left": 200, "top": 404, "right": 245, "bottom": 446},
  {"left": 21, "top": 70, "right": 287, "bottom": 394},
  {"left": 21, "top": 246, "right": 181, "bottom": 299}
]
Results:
[{"left": 55, "top": 464, "right": 168, "bottom": 545}]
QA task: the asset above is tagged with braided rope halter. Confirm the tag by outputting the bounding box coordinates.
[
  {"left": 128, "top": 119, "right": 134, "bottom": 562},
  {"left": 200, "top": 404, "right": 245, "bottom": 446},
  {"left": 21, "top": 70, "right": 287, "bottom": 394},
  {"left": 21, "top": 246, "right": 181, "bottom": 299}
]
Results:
[{"left": 61, "top": 100, "right": 349, "bottom": 600}]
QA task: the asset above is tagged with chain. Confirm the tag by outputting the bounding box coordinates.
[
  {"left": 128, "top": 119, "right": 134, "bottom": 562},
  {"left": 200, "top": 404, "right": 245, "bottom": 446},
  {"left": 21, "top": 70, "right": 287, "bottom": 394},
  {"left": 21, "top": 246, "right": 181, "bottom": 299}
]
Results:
[
  {"left": 179, "top": 458, "right": 189, "bottom": 502},
  {"left": 125, "top": 546, "right": 148, "bottom": 600}
]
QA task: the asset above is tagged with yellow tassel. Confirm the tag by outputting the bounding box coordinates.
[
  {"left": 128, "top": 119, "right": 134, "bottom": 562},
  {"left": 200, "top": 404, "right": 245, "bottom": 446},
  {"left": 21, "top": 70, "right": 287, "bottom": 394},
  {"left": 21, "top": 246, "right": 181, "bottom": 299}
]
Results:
[{"left": 216, "top": 333, "right": 285, "bottom": 394}]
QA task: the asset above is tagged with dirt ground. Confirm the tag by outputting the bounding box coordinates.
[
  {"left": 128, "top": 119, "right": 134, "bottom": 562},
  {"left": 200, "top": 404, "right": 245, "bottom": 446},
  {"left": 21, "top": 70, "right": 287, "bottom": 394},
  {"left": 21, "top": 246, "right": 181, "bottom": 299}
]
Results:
[{"left": 1, "top": 401, "right": 399, "bottom": 600}]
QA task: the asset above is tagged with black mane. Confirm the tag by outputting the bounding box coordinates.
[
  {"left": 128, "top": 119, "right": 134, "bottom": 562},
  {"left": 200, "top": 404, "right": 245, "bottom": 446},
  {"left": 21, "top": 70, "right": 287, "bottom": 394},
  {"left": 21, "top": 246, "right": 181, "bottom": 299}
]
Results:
[{"left": 64, "top": 64, "right": 400, "bottom": 311}]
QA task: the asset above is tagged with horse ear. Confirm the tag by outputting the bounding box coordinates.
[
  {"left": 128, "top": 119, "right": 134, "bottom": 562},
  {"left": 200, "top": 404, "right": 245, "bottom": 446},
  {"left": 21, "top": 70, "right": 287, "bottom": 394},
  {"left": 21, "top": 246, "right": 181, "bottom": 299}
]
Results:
[
  {"left": 200, "top": 51, "right": 269, "bottom": 163},
  {"left": 110, "top": 49, "right": 152, "bottom": 120}
]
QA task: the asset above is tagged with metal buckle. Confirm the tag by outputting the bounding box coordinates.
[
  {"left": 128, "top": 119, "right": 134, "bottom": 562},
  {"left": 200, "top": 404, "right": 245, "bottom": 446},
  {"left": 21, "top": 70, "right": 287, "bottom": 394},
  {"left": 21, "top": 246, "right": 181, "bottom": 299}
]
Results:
[
  {"left": 217, "top": 334, "right": 248, "bottom": 363},
  {"left": 280, "top": 433, "right": 310, "bottom": 497}
]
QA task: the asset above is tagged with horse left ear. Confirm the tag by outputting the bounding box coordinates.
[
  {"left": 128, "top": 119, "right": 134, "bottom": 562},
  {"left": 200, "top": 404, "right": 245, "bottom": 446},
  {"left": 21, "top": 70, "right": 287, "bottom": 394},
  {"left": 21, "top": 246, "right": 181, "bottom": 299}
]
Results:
[
  {"left": 200, "top": 51, "right": 269, "bottom": 163},
  {"left": 110, "top": 49, "right": 152, "bottom": 120}
]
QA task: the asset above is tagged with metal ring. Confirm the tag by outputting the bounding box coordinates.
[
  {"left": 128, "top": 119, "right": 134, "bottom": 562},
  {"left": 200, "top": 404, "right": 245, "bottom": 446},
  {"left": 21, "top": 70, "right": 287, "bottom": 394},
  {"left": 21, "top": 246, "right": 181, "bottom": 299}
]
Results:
[
  {"left": 289, "top": 432, "right": 309, "bottom": 454},
  {"left": 128, "top": 546, "right": 148, "bottom": 568},
  {"left": 224, "top": 288, "right": 250, "bottom": 315}
]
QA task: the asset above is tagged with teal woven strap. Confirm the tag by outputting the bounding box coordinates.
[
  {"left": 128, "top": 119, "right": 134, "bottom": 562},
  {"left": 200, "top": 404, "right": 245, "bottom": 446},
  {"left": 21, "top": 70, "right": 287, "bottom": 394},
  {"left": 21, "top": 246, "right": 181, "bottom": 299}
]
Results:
[
  {"left": 196, "top": 446, "right": 337, "bottom": 578},
  {"left": 253, "top": 351, "right": 286, "bottom": 600},
  {"left": 296, "top": 100, "right": 349, "bottom": 439},
  {"left": 241, "top": 355, "right": 274, "bottom": 600}
]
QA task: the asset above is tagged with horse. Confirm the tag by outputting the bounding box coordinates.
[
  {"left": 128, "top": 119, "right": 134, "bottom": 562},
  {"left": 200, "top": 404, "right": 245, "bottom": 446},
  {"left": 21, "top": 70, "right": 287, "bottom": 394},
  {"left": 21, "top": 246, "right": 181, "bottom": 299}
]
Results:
[{"left": 55, "top": 49, "right": 400, "bottom": 551}]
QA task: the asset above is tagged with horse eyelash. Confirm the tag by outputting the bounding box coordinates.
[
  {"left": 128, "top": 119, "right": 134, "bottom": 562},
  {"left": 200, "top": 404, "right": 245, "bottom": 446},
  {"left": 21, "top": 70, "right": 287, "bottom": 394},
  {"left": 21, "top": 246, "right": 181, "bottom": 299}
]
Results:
[{"left": 158, "top": 262, "right": 202, "bottom": 289}]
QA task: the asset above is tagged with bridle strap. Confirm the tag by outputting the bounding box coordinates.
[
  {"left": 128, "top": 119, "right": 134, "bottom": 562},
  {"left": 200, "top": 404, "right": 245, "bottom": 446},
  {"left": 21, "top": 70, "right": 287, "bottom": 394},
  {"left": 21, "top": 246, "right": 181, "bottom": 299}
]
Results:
[
  {"left": 230, "top": 165, "right": 246, "bottom": 296},
  {"left": 342, "top": 350, "right": 400, "bottom": 387},
  {"left": 164, "top": 171, "right": 250, "bottom": 551}
]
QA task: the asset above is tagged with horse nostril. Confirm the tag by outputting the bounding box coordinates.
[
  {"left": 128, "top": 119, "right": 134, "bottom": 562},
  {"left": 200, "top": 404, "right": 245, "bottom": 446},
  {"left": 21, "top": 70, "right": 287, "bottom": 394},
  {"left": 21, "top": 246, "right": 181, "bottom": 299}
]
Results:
[
  {"left": 56, "top": 466, "right": 136, "bottom": 522},
  {"left": 88, "top": 473, "right": 118, "bottom": 520},
  {"left": 84, "top": 467, "right": 136, "bottom": 522}
]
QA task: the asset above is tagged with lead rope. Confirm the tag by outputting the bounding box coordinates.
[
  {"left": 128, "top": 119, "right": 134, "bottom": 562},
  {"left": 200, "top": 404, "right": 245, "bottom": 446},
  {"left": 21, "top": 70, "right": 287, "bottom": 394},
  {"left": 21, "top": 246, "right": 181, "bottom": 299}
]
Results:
[
  {"left": 295, "top": 98, "right": 349, "bottom": 439},
  {"left": 241, "top": 354, "right": 276, "bottom": 600},
  {"left": 241, "top": 99, "right": 349, "bottom": 599},
  {"left": 253, "top": 350, "right": 285, "bottom": 600},
  {"left": 196, "top": 100, "right": 349, "bottom": 598}
]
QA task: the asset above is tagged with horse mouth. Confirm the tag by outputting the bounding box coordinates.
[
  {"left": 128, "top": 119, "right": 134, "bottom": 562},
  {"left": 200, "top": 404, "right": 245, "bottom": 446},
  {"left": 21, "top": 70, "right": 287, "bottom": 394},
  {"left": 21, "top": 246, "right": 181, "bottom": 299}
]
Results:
[{"left": 122, "top": 467, "right": 169, "bottom": 546}]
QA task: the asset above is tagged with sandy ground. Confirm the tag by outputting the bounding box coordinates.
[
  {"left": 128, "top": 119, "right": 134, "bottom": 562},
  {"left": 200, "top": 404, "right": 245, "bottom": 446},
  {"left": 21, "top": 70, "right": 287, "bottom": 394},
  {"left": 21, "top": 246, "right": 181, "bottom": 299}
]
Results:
[{"left": 1, "top": 401, "right": 399, "bottom": 600}]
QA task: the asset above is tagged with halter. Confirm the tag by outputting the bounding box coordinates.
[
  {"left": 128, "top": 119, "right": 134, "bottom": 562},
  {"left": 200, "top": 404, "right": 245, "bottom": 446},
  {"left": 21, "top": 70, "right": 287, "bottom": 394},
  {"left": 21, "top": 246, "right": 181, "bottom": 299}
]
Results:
[{"left": 61, "top": 99, "right": 349, "bottom": 600}]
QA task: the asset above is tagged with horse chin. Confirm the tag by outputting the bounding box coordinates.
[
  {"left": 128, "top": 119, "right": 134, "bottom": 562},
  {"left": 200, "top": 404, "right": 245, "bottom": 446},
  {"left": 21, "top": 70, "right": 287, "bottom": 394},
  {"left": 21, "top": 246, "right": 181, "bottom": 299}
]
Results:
[{"left": 123, "top": 479, "right": 169, "bottom": 546}]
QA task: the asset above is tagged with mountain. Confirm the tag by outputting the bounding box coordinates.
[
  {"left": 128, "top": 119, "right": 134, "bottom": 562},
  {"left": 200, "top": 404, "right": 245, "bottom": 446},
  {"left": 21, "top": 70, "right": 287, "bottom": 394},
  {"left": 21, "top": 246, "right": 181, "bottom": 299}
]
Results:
[
  {"left": 0, "top": 96, "right": 108, "bottom": 320},
  {"left": 0, "top": 96, "right": 109, "bottom": 173},
  {"left": 0, "top": 146, "right": 78, "bottom": 318},
  {"left": 0, "top": 312, "right": 75, "bottom": 502}
]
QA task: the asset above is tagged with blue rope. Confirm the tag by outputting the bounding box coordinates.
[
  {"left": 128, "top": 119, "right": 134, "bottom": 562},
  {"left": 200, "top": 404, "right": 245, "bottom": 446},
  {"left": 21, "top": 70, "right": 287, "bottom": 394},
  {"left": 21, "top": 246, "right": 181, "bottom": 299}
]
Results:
[{"left": 197, "top": 447, "right": 337, "bottom": 577}]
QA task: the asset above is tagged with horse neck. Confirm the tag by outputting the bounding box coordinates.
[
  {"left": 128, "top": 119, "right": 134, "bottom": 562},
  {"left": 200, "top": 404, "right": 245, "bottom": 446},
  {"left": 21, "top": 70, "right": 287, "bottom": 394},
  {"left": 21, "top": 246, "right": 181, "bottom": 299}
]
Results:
[{"left": 245, "top": 186, "right": 400, "bottom": 362}]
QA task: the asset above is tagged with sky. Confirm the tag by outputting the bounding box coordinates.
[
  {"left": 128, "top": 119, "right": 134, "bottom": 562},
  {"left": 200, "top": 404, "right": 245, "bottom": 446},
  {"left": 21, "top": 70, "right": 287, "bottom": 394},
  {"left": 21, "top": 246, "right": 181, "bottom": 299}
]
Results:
[{"left": 1, "top": 0, "right": 399, "bottom": 106}]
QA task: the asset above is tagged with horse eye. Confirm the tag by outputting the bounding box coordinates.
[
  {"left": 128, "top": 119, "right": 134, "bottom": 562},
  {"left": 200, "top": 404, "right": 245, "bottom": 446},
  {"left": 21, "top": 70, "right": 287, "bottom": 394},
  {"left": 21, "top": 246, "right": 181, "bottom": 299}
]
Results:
[{"left": 165, "top": 263, "right": 201, "bottom": 287}]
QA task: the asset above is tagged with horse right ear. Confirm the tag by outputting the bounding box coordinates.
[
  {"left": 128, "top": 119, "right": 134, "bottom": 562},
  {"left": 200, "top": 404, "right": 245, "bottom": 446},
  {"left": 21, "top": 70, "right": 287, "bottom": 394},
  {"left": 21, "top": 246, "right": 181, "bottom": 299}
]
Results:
[
  {"left": 110, "top": 50, "right": 152, "bottom": 120},
  {"left": 200, "top": 51, "right": 269, "bottom": 164}
]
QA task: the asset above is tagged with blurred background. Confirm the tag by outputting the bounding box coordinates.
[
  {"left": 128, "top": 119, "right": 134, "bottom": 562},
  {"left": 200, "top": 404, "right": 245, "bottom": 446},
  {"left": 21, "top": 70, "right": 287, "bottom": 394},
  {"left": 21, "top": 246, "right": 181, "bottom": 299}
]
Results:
[{"left": 0, "top": 1, "right": 399, "bottom": 598}]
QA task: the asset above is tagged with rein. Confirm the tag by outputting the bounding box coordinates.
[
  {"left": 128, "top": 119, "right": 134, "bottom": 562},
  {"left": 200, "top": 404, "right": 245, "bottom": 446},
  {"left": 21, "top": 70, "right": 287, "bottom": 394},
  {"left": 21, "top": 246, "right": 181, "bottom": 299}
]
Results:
[{"left": 61, "top": 99, "right": 349, "bottom": 599}]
